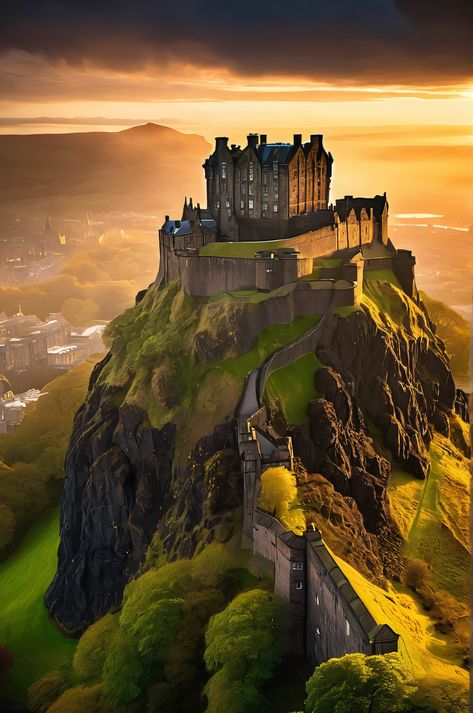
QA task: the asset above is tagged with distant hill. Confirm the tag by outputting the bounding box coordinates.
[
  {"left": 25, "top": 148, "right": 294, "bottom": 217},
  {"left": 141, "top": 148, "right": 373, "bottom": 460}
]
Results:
[{"left": 0, "top": 123, "right": 210, "bottom": 220}]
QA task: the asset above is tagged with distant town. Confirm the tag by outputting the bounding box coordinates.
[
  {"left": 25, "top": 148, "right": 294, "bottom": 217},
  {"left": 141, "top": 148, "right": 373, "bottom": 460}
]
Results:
[{"left": 0, "top": 309, "right": 106, "bottom": 432}]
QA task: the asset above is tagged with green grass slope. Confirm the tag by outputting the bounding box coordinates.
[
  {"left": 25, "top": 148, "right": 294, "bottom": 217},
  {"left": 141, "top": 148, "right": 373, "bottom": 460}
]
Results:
[
  {"left": 0, "top": 508, "right": 76, "bottom": 701},
  {"left": 264, "top": 352, "right": 322, "bottom": 425},
  {"left": 420, "top": 291, "right": 470, "bottom": 389}
]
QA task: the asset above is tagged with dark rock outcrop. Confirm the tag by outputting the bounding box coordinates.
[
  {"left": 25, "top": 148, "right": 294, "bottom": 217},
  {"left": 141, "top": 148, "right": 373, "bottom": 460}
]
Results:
[
  {"left": 45, "top": 355, "right": 240, "bottom": 634},
  {"left": 314, "top": 300, "right": 455, "bottom": 479},
  {"left": 45, "top": 355, "right": 176, "bottom": 633},
  {"left": 292, "top": 367, "right": 392, "bottom": 536}
]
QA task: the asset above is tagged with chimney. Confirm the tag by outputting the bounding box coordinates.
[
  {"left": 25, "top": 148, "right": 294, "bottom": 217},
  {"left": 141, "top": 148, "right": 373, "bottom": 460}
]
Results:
[
  {"left": 175, "top": 220, "right": 181, "bottom": 228},
  {"left": 247, "top": 133, "right": 259, "bottom": 149},
  {"left": 260, "top": 134, "right": 267, "bottom": 144},
  {"left": 293, "top": 133, "right": 302, "bottom": 148},
  {"left": 310, "top": 134, "right": 323, "bottom": 148},
  {"left": 215, "top": 137, "right": 229, "bottom": 151},
  {"left": 165, "top": 215, "right": 170, "bottom": 222}
]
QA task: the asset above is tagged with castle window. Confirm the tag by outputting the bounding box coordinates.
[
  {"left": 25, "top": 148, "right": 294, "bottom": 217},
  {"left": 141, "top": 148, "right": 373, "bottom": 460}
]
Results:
[
  {"left": 316, "top": 595, "right": 320, "bottom": 606},
  {"left": 262, "top": 212, "right": 267, "bottom": 218},
  {"left": 273, "top": 161, "right": 278, "bottom": 179},
  {"left": 316, "top": 627, "right": 321, "bottom": 636},
  {"left": 249, "top": 199, "right": 254, "bottom": 210},
  {"left": 249, "top": 184, "right": 254, "bottom": 196},
  {"left": 292, "top": 562, "right": 304, "bottom": 571},
  {"left": 262, "top": 203, "right": 268, "bottom": 212},
  {"left": 263, "top": 185, "right": 268, "bottom": 195},
  {"left": 249, "top": 162, "right": 254, "bottom": 181},
  {"left": 240, "top": 200, "right": 244, "bottom": 210},
  {"left": 263, "top": 172, "right": 268, "bottom": 185},
  {"left": 273, "top": 204, "right": 278, "bottom": 213},
  {"left": 346, "top": 619, "right": 350, "bottom": 636},
  {"left": 295, "top": 581, "right": 303, "bottom": 590},
  {"left": 225, "top": 199, "right": 230, "bottom": 208},
  {"left": 215, "top": 200, "right": 220, "bottom": 209},
  {"left": 221, "top": 161, "right": 227, "bottom": 179}
]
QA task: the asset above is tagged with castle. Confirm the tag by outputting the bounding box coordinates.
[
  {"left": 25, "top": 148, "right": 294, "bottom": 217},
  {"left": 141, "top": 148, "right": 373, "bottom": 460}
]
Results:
[
  {"left": 158, "top": 131, "right": 415, "bottom": 301},
  {"left": 156, "top": 131, "right": 415, "bottom": 668}
]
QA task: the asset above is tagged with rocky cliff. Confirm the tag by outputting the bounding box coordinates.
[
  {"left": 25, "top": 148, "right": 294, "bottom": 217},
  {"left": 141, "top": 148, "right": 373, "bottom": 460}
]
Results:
[{"left": 46, "top": 276, "right": 468, "bottom": 633}]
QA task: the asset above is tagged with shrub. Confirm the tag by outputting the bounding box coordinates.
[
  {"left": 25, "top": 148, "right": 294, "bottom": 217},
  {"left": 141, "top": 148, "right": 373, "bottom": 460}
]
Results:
[
  {"left": 305, "top": 652, "right": 414, "bottom": 713},
  {"left": 404, "top": 559, "right": 429, "bottom": 591},
  {"left": 258, "top": 466, "right": 305, "bottom": 534},
  {"left": 204, "top": 589, "right": 286, "bottom": 713},
  {"left": 72, "top": 613, "right": 118, "bottom": 683},
  {"left": 27, "top": 670, "right": 66, "bottom": 712}
]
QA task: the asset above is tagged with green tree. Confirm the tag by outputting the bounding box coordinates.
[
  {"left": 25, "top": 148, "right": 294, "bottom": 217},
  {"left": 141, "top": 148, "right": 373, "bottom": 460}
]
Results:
[
  {"left": 204, "top": 588, "right": 285, "bottom": 713},
  {"left": 72, "top": 613, "right": 118, "bottom": 683},
  {"left": 102, "top": 628, "right": 144, "bottom": 705},
  {"left": 305, "top": 653, "right": 414, "bottom": 713}
]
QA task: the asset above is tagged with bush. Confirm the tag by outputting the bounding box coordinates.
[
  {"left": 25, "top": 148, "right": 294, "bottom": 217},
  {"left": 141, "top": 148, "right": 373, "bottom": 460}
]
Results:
[
  {"left": 204, "top": 589, "right": 286, "bottom": 713},
  {"left": 73, "top": 613, "right": 118, "bottom": 683},
  {"left": 305, "top": 652, "right": 414, "bottom": 713},
  {"left": 404, "top": 559, "right": 429, "bottom": 591},
  {"left": 258, "top": 466, "right": 305, "bottom": 534},
  {"left": 27, "top": 670, "right": 66, "bottom": 712}
]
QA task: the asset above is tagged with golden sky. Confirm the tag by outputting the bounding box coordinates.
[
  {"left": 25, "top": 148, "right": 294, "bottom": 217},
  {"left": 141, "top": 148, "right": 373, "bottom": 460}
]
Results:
[{"left": 1, "top": 1, "right": 472, "bottom": 223}]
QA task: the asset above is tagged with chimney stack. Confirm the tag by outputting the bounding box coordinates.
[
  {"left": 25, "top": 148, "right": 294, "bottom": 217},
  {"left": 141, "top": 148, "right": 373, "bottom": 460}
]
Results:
[
  {"left": 310, "top": 134, "right": 323, "bottom": 148},
  {"left": 215, "top": 137, "right": 229, "bottom": 150},
  {"left": 260, "top": 134, "right": 267, "bottom": 144},
  {"left": 165, "top": 215, "right": 170, "bottom": 222},
  {"left": 293, "top": 133, "right": 302, "bottom": 148},
  {"left": 247, "top": 133, "right": 259, "bottom": 149}
]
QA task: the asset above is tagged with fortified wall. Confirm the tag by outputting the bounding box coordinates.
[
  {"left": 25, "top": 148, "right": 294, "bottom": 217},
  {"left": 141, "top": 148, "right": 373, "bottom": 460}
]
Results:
[{"left": 235, "top": 309, "right": 400, "bottom": 668}]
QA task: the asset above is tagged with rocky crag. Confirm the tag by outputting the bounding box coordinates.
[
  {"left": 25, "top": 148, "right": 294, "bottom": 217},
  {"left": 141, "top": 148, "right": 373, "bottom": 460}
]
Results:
[{"left": 45, "top": 277, "right": 469, "bottom": 634}]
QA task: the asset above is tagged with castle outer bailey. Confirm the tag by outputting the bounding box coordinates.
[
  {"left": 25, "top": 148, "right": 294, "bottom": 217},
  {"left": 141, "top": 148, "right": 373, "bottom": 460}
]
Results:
[{"left": 155, "top": 131, "right": 414, "bottom": 669}]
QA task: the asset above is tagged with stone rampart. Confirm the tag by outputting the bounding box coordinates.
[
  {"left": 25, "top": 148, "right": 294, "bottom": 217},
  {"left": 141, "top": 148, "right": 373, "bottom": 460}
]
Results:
[{"left": 235, "top": 304, "right": 400, "bottom": 667}]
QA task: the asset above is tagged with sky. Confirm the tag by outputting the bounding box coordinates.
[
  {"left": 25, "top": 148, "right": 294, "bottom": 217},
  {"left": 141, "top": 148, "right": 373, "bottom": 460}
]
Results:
[{"left": 0, "top": 0, "right": 472, "bottom": 223}]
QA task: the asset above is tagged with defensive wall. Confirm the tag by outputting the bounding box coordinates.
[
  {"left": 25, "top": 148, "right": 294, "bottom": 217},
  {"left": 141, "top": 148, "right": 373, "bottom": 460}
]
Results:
[
  {"left": 157, "top": 215, "right": 414, "bottom": 300},
  {"left": 235, "top": 303, "right": 400, "bottom": 668}
]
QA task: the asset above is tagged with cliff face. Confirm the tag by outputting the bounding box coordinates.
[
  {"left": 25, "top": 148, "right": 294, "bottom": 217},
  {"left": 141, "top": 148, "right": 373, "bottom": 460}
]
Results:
[
  {"left": 46, "top": 277, "right": 465, "bottom": 633},
  {"left": 274, "top": 281, "right": 463, "bottom": 582}
]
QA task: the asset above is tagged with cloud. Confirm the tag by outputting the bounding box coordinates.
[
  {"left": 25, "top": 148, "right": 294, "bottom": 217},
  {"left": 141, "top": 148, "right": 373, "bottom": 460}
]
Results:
[{"left": 0, "top": 0, "right": 472, "bottom": 85}]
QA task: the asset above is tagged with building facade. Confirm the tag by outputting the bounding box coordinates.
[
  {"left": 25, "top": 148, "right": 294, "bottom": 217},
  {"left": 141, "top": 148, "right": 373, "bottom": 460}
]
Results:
[{"left": 203, "top": 133, "right": 333, "bottom": 240}]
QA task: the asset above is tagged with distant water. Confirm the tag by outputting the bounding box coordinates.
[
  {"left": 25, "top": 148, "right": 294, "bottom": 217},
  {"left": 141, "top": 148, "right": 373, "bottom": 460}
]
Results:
[{"left": 392, "top": 225, "right": 472, "bottom": 324}]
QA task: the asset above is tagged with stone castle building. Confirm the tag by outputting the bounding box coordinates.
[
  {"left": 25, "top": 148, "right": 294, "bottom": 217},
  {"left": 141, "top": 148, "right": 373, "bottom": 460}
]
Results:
[{"left": 203, "top": 132, "right": 333, "bottom": 240}]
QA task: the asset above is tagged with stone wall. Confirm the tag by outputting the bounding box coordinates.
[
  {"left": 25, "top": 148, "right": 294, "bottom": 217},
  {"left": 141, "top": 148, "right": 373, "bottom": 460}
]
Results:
[{"left": 235, "top": 296, "right": 399, "bottom": 667}]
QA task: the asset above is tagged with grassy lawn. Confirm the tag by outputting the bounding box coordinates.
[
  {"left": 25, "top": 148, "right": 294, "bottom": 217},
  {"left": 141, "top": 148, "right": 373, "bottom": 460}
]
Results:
[
  {"left": 0, "top": 508, "right": 76, "bottom": 702},
  {"left": 200, "top": 238, "right": 293, "bottom": 258},
  {"left": 221, "top": 314, "right": 321, "bottom": 381},
  {"left": 264, "top": 352, "right": 322, "bottom": 424},
  {"left": 363, "top": 268, "right": 401, "bottom": 287}
]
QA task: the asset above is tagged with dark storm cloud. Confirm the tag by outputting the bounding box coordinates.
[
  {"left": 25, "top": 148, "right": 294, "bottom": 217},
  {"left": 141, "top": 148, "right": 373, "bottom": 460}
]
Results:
[{"left": 0, "top": 0, "right": 472, "bottom": 83}]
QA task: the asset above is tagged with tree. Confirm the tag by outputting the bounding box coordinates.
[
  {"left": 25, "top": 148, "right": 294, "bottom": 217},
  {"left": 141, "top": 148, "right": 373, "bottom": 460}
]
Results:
[
  {"left": 73, "top": 613, "right": 118, "bottom": 683},
  {"left": 258, "top": 466, "right": 305, "bottom": 534},
  {"left": 305, "top": 653, "right": 414, "bottom": 713},
  {"left": 204, "top": 588, "right": 286, "bottom": 713}
]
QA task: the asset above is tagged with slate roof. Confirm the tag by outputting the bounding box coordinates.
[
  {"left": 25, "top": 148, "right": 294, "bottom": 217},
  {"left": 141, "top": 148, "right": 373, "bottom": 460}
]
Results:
[
  {"left": 308, "top": 535, "right": 398, "bottom": 643},
  {"left": 162, "top": 218, "right": 216, "bottom": 236}
]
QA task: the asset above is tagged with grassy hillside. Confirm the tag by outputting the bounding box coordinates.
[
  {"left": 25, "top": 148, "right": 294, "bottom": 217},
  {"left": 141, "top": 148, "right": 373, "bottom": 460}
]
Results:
[
  {"left": 0, "top": 123, "right": 209, "bottom": 220},
  {"left": 420, "top": 291, "right": 470, "bottom": 389},
  {"left": 0, "top": 358, "right": 98, "bottom": 559},
  {"left": 0, "top": 508, "right": 76, "bottom": 701},
  {"left": 334, "top": 553, "right": 468, "bottom": 704},
  {"left": 264, "top": 352, "right": 322, "bottom": 425}
]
